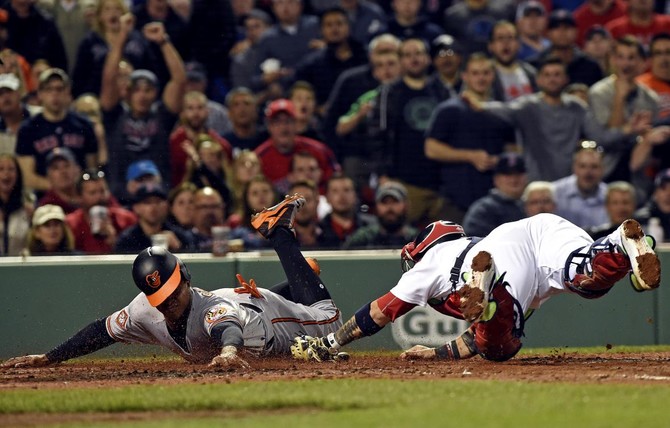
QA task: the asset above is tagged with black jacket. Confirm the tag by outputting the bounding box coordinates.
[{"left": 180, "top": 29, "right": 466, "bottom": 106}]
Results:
[{"left": 3, "top": 3, "right": 67, "bottom": 70}]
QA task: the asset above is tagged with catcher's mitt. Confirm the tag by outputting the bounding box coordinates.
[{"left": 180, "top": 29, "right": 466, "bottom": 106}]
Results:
[{"left": 290, "top": 335, "right": 349, "bottom": 362}]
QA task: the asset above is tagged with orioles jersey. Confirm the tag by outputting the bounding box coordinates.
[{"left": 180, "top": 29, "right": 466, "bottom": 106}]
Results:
[{"left": 106, "top": 287, "right": 341, "bottom": 363}]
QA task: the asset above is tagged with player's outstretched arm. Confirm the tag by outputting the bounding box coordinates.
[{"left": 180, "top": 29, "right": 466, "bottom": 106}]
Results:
[
  {"left": 1, "top": 318, "right": 116, "bottom": 368},
  {"left": 400, "top": 326, "right": 478, "bottom": 361}
]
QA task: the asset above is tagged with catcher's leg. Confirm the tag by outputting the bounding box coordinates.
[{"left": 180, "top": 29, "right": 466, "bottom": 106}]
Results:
[
  {"left": 473, "top": 280, "right": 524, "bottom": 362},
  {"left": 565, "top": 219, "right": 660, "bottom": 297}
]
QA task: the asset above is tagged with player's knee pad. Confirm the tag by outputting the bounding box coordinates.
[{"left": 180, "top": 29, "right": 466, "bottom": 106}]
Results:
[
  {"left": 474, "top": 282, "right": 524, "bottom": 362},
  {"left": 567, "top": 252, "right": 630, "bottom": 299}
]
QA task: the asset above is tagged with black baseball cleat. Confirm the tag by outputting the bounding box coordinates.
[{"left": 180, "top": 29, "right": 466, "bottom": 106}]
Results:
[{"left": 251, "top": 194, "right": 305, "bottom": 238}]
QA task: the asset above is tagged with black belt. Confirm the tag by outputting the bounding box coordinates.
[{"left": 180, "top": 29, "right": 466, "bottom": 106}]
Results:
[{"left": 449, "top": 237, "right": 482, "bottom": 289}]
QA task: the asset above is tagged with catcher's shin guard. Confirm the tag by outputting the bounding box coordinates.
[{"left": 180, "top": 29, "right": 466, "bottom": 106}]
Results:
[
  {"left": 565, "top": 237, "right": 631, "bottom": 299},
  {"left": 473, "top": 280, "right": 524, "bottom": 362}
]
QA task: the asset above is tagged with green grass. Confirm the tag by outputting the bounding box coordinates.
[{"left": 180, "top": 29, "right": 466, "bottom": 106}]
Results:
[
  {"left": 2, "top": 378, "right": 669, "bottom": 427},
  {"left": 3, "top": 347, "right": 670, "bottom": 427}
]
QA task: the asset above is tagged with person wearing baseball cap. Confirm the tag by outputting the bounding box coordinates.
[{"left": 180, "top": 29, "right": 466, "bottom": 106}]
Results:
[
  {"left": 15, "top": 67, "right": 99, "bottom": 191},
  {"left": 26, "top": 204, "right": 75, "bottom": 255},
  {"left": 255, "top": 98, "right": 339, "bottom": 193},
  {"left": 98, "top": 18, "right": 185, "bottom": 200},
  {"left": 462, "top": 153, "right": 527, "bottom": 237},
  {"left": 124, "top": 160, "right": 163, "bottom": 207},
  {"left": 37, "top": 147, "right": 81, "bottom": 214},
  {"left": 343, "top": 181, "right": 417, "bottom": 249},
  {"left": 531, "top": 9, "right": 603, "bottom": 86},
  {"left": 115, "top": 182, "right": 195, "bottom": 254},
  {"left": 38, "top": 68, "right": 71, "bottom": 90},
  {"left": 516, "top": 1, "right": 550, "bottom": 61},
  {"left": 430, "top": 35, "right": 464, "bottom": 98},
  {"left": 0, "top": 73, "right": 38, "bottom": 154},
  {"left": 573, "top": 0, "right": 625, "bottom": 47}
]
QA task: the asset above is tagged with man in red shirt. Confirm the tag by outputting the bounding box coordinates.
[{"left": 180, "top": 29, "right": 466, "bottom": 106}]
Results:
[
  {"left": 574, "top": 0, "right": 626, "bottom": 47},
  {"left": 606, "top": 0, "right": 670, "bottom": 47},
  {"left": 66, "top": 169, "right": 137, "bottom": 254},
  {"left": 254, "top": 99, "right": 340, "bottom": 193}
]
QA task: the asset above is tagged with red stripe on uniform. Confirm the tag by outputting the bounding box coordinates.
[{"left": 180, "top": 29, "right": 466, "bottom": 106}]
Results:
[
  {"left": 271, "top": 309, "right": 340, "bottom": 326},
  {"left": 105, "top": 316, "right": 121, "bottom": 341}
]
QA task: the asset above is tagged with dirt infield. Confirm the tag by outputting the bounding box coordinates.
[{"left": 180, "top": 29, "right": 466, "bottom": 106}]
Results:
[
  {"left": 3, "top": 352, "right": 670, "bottom": 426},
  {"left": 3, "top": 351, "right": 670, "bottom": 390}
]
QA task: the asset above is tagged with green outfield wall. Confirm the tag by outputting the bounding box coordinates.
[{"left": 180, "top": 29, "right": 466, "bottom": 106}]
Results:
[{"left": 0, "top": 247, "right": 668, "bottom": 359}]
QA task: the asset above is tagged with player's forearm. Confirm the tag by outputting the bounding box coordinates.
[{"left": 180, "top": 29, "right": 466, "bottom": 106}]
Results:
[
  {"left": 328, "top": 301, "right": 390, "bottom": 349},
  {"left": 45, "top": 318, "right": 116, "bottom": 363},
  {"left": 435, "top": 326, "right": 477, "bottom": 360}
]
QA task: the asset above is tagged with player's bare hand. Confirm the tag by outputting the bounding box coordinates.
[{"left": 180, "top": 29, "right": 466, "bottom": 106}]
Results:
[
  {"left": 400, "top": 345, "right": 437, "bottom": 360},
  {"left": 1, "top": 354, "right": 51, "bottom": 368},
  {"left": 209, "top": 346, "right": 251, "bottom": 370}
]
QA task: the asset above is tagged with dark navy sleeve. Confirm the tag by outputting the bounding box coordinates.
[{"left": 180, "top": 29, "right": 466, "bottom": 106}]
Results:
[
  {"left": 210, "top": 321, "right": 244, "bottom": 348},
  {"left": 45, "top": 318, "right": 116, "bottom": 363}
]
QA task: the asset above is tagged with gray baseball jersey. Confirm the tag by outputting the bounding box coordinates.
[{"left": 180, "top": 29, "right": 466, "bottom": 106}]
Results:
[{"left": 106, "top": 287, "right": 342, "bottom": 363}]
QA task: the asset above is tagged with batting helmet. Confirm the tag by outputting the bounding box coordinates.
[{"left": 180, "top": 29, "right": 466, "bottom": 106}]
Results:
[
  {"left": 401, "top": 221, "right": 466, "bottom": 272},
  {"left": 132, "top": 246, "right": 192, "bottom": 306}
]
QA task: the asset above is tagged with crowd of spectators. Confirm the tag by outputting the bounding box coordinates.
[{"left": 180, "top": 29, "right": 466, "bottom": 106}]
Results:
[{"left": 0, "top": 0, "right": 670, "bottom": 257}]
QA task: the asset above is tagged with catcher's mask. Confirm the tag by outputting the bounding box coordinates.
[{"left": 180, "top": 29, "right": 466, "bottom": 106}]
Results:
[
  {"left": 401, "top": 221, "right": 466, "bottom": 272},
  {"left": 132, "top": 246, "right": 192, "bottom": 306}
]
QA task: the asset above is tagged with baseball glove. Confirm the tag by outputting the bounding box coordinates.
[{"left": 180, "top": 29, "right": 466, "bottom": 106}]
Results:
[{"left": 290, "top": 335, "right": 349, "bottom": 362}]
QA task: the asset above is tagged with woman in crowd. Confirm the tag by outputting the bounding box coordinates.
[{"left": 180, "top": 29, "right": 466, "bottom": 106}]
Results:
[
  {"left": 0, "top": 154, "right": 32, "bottom": 256},
  {"left": 71, "top": 0, "right": 151, "bottom": 97},
  {"left": 25, "top": 205, "right": 75, "bottom": 255},
  {"left": 228, "top": 150, "right": 262, "bottom": 216},
  {"left": 167, "top": 182, "right": 197, "bottom": 231},
  {"left": 229, "top": 175, "right": 278, "bottom": 250}
]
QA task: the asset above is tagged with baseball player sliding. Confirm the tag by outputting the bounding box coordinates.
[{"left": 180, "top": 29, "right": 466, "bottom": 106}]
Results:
[
  {"left": 2, "top": 195, "right": 344, "bottom": 369},
  {"left": 292, "top": 214, "right": 662, "bottom": 362}
]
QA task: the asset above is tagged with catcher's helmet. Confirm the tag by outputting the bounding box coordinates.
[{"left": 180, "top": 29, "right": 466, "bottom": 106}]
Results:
[
  {"left": 132, "top": 246, "right": 191, "bottom": 306},
  {"left": 401, "top": 221, "right": 466, "bottom": 272}
]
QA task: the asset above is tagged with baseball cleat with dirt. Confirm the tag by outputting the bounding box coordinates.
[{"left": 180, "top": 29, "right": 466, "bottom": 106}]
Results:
[
  {"left": 459, "top": 251, "right": 495, "bottom": 322},
  {"left": 619, "top": 219, "right": 661, "bottom": 291},
  {"left": 251, "top": 194, "right": 305, "bottom": 238}
]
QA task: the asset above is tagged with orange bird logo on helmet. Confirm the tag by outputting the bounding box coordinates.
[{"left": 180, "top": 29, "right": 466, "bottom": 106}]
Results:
[{"left": 145, "top": 270, "right": 161, "bottom": 288}]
